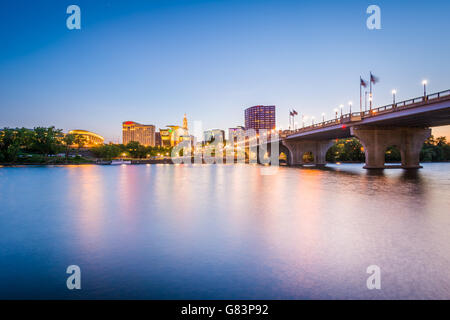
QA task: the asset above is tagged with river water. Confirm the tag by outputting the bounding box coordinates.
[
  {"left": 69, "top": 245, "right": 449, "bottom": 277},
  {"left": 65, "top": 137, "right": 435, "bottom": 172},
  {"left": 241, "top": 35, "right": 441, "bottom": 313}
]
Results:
[{"left": 0, "top": 163, "right": 449, "bottom": 299}]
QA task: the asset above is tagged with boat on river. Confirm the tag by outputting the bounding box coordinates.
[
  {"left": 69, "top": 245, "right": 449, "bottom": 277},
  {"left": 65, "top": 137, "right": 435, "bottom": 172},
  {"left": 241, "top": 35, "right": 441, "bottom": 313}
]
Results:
[
  {"left": 111, "top": 159, "right": 131, "bottom": 165},
  {"left": 97, "top": 159, "right": 132, "bottom": 165}
]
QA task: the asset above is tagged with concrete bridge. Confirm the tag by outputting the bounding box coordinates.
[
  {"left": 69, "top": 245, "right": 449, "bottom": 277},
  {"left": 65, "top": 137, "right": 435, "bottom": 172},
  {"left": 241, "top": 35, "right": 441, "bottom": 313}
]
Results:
[{"left": 280, "top": 89, "right": 450, "bottom": 169}]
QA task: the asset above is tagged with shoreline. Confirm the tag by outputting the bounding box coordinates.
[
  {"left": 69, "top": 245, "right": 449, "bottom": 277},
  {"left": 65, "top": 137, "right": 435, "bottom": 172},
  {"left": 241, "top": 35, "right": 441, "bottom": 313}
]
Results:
[{"left": 1, "top": 160, "right": 449, "bottom": 167}]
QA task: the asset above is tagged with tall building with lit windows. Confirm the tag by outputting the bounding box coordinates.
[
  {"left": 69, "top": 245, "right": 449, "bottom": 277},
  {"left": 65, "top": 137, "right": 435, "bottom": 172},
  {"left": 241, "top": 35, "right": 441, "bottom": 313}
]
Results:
[
  {"left": 244, "top": 105, "right": 276, "bottom": 131},
  {"left": 122, "top": 121, "right": 155, "bottom": 146}
]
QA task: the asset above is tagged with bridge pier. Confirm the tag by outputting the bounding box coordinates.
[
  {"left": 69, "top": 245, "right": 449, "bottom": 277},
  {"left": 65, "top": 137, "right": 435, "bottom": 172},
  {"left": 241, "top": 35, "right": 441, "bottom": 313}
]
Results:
[
  {"left": 351, "top": 126, "right": 431, "bottom": 169},
  {"left": 283, "top": 140, "right": 334, "bottom": 166}
]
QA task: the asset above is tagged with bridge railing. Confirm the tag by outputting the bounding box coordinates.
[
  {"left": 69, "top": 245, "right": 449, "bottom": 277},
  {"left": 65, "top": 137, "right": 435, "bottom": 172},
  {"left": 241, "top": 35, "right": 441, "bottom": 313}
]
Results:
[
  {"left": 427, "top": 89, "right": 450, "bottom": 101},
  {"left": 286, "top": 89, "right": 450, "bottom": 137}
]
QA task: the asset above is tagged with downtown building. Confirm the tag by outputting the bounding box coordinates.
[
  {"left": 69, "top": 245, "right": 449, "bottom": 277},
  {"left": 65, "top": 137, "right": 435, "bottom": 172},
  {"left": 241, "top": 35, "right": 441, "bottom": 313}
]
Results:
[
  {"left": 122, "top": 121, "right": 155, "bottom": 146},
  {"left": 68, "top": 130, "right": 105, "bottom": 148},
  {"left": 203, "top": 129, "right": 225, "bottom": 143},
  {"left": 155, "top": 132, "right": 162, "bottom": 146},
  {"left": 244, "top": 105, "right": 276, "bottom": 131},
  {"left": 228, "top": 126, "right": 245, "bottom": 143},
  {"left": 159, "top": 114, "right": 190, "bottom": 147}
]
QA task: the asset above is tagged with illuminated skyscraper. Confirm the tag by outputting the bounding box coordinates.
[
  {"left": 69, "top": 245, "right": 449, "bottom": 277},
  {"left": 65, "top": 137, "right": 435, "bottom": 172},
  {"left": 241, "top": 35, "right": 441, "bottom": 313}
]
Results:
[
  {"left": 244, "top": 105, "right": 276, "bottom": 131},
  {"left": 122, "top": 121, "right": 155, "bottom": 146}
]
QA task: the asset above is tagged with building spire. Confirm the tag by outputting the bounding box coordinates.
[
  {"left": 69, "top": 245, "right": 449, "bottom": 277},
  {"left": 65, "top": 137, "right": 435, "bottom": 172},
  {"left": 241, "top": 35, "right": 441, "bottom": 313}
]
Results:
[{"left": 183, "top": 113, "right": 188, "bottom": 131}]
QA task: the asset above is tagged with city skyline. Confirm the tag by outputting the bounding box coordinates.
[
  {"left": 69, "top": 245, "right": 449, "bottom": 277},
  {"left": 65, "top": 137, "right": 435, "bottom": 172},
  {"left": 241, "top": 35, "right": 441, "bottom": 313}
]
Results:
[{"left": 1, "top": 0, "right": 450, "bottom": 143}]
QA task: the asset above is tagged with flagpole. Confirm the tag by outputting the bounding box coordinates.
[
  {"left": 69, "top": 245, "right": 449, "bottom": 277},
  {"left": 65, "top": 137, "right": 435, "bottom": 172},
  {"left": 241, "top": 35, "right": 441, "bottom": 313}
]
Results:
[
  {"left": 293, "top": 112, "right": 295, "bottom": 130},
  {"left": 291, "top": 110, "right": 298, "bottom": 131},
  {"left": 365, "top": 91, "right": 367, "bottom": 112},
  {"left": 293, "top": 110, "right": 295, "bottom": 130},
  {"left": 360, "top": 78, "right": 362, "bottom": 113},
  {"left": 369, "top": 73, "right": 373, "bottom": 111},
  {"left": 292, "top": 112, "right": 294, "bottom": 131},
  {"left": 289, "top": 111, "right": 292, "bottom": 131}
]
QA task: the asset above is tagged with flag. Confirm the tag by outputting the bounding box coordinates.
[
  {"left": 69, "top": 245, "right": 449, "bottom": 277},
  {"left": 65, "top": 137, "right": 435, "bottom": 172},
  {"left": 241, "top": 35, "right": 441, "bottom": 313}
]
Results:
[
  {"left": 293, "top": 110, "right": 298, "bottom": 115},
  {"left": 370, "top": 73, "right": 379, "bottom": 84},
  {"left": 289, "top": 111, "right": 294, "bottom": 116},
  {"left": 360, "top": 77, "right": 367, "bottom": 88}
]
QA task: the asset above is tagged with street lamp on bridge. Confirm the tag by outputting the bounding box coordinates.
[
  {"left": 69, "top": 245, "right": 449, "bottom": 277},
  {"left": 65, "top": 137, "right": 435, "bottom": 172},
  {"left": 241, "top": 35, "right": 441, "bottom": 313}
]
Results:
[
  {"left": 322, "top": 112, "right": 325, "bottom": 123},
  {"left": 392, "top": 89, "right": 397, "bottom": 105},
  {"left": 334, "top": 108, "right": 338, "bottom": 120},
  {"left": 339, "top": 104, "right": 344, "bottom": 117},
  {"left": 348, "top": 101, "right": 353, "bottom": 115},
  {"left": 422, "top": 80, "right": 428, "bottom": 97},
  {"left": 311, "top": 116, "right": 315, "bottom": 125}
]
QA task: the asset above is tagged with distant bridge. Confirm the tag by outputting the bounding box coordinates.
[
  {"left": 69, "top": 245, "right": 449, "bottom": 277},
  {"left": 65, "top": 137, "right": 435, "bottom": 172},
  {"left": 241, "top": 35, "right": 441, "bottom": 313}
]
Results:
[{"left": 279, "top": 89, "right": 450, "bottom": 169}]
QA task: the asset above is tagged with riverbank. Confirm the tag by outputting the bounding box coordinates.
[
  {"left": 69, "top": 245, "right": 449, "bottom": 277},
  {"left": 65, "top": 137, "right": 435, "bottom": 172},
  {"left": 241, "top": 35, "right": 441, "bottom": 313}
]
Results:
[
  {"left": 1, "top": 160, "right": 449, "bottom": 167},
  {"left": 0, "top": 159, "right": 173, "bottom": 166}
]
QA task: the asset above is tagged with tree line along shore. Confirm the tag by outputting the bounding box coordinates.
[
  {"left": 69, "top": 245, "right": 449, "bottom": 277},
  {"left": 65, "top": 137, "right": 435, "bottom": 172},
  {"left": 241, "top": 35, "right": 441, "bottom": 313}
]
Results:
[{"left": 0, "top": 127, "right": 172, "bottom": 165}]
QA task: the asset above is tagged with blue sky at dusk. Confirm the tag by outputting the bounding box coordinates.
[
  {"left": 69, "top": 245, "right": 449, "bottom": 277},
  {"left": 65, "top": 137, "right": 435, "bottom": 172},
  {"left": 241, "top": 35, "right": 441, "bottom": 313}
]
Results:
[{"left": 1, "top": 0, "right": 449, "bottom": 142}]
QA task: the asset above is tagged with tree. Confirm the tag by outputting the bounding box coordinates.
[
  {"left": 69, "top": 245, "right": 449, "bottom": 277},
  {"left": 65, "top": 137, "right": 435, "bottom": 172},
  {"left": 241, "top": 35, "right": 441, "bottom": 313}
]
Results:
[
  {"left": 91, "top": 144, "right": 122, "bottom": 160},
  {"left": 73, "top": 134, "right": 87, "bottom": 155},
  {"left": 442, "top": 144, "right": 450, "bottom": 161},
  {"left": 89, "top": 143, "right": 173, "bottom": 160},
  {"left": 385, "top": 146, "right": 401, "bottom": 162},
  {"left": 326, "top": 138, "right": 365, "bottom": 162},
  {"left": 30, "top": 127, "right": 64, "bottom": 159},
  {"left": 0, "top": 128, "right": 28, "bottom": 163},
  {"left": 126, "top": 141, "right": 149, "bottom": 158},
  {"left": 435, "top": 136, "right": 447, "bottom": 147},
  {"left": 342, "top": 138, "right": 365, "bottom": 162},
  {"left": 126, "top": 141, "right": 141, "bottom": 158},
  {"left": 421, "top": 135, "right": 449, "bottom": 162},
  {"left": 63, "top": 134, "right": 76, "bottom": 162}
]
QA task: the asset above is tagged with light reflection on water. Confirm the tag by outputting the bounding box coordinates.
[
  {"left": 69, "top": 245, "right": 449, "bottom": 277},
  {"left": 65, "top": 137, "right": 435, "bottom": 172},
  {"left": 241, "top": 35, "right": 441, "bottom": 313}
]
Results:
[{"left": 0, "top": 163, "right": 449, "bottom": 299}]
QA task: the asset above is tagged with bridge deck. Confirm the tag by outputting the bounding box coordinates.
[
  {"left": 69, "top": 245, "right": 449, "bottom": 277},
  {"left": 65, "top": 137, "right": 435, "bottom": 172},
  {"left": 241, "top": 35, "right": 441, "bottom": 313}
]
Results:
[{"left": 285, "top": 89, "right": 450, "bottom": 141}]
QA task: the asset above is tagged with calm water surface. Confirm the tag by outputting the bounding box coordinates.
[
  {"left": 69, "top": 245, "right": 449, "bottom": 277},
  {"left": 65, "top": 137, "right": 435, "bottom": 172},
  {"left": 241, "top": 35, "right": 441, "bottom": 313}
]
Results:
[{"left": 0, "top": 163, "right": 449, "bottom": 299}]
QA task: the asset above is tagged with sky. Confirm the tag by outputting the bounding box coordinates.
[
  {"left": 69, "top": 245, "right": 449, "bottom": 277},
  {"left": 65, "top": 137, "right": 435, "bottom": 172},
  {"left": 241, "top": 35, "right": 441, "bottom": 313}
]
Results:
[{"left": 1, "top": 0, "right": 449, "bottom": 143}]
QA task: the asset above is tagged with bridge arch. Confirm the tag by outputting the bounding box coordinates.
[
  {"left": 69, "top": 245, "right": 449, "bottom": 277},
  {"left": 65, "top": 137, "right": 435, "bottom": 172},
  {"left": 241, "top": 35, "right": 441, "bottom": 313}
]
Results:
[
  {"left": 282, "top": 139, "right": 334, "bottom": 166},
  {"left": 253, "top": 142, "right": 292, "bottom": 165},
  {"left": 279, "top": 143, "right": 291, "bottom": 166},
  {"left": 325, "top": 138, "right": 365, "bottom": 163}
]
